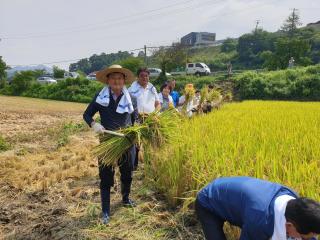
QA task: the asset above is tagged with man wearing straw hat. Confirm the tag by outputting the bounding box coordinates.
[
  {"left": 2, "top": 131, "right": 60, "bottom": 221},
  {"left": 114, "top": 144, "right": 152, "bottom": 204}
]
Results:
[{"left": 83, "top": 64, "right": 137, "bottom": 224}]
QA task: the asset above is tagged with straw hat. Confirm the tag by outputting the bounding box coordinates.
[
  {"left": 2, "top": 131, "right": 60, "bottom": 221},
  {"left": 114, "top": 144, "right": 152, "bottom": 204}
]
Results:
[{"left": 96, "top": 64, "right": 135, "bottom": 84}]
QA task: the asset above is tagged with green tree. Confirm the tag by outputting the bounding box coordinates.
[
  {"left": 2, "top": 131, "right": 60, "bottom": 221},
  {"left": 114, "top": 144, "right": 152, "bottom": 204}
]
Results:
[
  {"left": 310, "top": 33, "right": 320, "bottom": 64},
  {"left": 281, "top": 9, "right": 302, "bottom": 36},
  {"left": 53, "top": 65, "right": 65, "bottom": 78},
  {"left": 69, "top": 51, "right": 132, "bottom": 74},
  {"left": 11, "top": 71, "right": 35, "bottom": 95},
  {"left": 153, "top": 42, "right": 187, "bottom": 82},
  {"left": 69, "top": 58, "right": 91, "bottom": 74},
  {"left": 0, "top": 57, "right": 7, "bottom": 89},
  {"left": 33, "top": 69, "right": 46, "bottom": 79},
  {"left": 262, "top": 38, "right": 311, "bottom": 70},
  {"left": 237, "top": 29, "right": 276, "bottom": 68},
  {"left": 117, "top": 57, "right": 144, "bottom": 74},
  {"left": 221, "top": 38, "right": 237, "bottom": 53}
]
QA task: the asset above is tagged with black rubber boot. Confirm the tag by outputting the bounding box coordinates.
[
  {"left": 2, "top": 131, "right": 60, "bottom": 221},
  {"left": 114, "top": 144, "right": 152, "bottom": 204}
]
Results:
[
  {"left": 100, "top": 187, "right": 111, "bottom": 216},
  {"left": 121, "top": 183, "right": 136, "bottom": 207}
]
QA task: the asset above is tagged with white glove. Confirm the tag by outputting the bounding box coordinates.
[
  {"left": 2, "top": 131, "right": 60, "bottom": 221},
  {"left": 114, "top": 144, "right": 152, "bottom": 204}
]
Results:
[{"left": 91, "top": 122, "right": 105, "bottom": 134}]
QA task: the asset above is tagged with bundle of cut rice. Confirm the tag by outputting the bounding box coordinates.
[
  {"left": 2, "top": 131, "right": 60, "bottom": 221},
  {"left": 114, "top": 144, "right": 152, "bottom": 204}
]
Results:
[{"left": 93, "top": 109, "right": 180, "bottom": 166}]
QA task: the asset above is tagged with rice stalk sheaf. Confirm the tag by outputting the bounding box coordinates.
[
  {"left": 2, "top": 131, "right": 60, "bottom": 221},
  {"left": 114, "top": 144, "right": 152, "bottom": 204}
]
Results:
[{"left": 93, "top": 110, "right": 181, "bottom": 167}]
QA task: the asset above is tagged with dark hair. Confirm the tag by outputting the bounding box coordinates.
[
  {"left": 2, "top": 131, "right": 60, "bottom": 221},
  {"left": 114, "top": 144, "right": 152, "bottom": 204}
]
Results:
[
  {"left": 285, "top": 197, "right": 320, "bottom": 234},
  {"left": 137, "top": 67, "right": 150, "bottom": 76},
  {"left": 160, "top": 83, "right": 171, "bottom": 92}
]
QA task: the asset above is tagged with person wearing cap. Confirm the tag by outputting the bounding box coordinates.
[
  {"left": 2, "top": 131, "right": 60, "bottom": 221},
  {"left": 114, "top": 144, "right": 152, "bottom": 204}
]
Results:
[
  {"left": 83, "top": 65, "right": 137, "bottom": 225},
  {"left": 195, "top": 176, "right": 320, "bottom": 240},
  {"left": 128, "top": 67, "right": 160, "bottom": 116}
]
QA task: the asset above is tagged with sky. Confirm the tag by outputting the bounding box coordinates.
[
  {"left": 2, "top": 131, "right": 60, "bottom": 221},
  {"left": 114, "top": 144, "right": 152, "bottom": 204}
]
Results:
[{"left": 1, "top": 0, "right": 320, "bottom": 70}]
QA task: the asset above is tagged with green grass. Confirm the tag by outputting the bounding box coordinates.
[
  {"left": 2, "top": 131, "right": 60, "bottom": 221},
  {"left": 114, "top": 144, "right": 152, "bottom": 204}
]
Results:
[
  {"left": 47, "top": 121, "right": 88, "bottom": 147},
  {"left": 0, "top": 135, "right": 10, "bottom": 152}
]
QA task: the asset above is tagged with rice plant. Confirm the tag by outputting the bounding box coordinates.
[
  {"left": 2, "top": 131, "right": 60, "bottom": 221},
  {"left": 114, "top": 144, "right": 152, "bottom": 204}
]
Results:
[
  {"left": 145, "top": 101, "right": 320, "bottom": 206},
  {"left": 93, "top": 109, "right": 181, "bottom": 166}
]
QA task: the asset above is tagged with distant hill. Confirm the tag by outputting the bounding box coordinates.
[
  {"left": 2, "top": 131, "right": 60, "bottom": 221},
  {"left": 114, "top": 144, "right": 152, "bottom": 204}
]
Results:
[
  {"left": 306, "top": 20, "right": 320, "bottom": 31},
  {"left": 6, "top": 65, "right": 53, "bottom": 79}
]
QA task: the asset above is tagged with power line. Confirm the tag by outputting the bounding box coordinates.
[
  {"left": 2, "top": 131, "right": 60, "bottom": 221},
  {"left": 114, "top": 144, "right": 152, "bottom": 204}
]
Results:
[
  {"left": 2, "top": 0, "right": 271, "bottom": 44},
  {"left": 5, "top": 0, "right": 290, "bottom": 67},
  {"left": 10, "top": 31, "right": 317, "bottom": 67},
  {"left": 9, "top": 47, "right": 145, "bottom": 67},
  {"left": 8, "top": 43, "right": 181, "bottom": 67},
  {"left": 204, "top": 0, "right": 278, "bottom": 22},
  {"left": 2, "top": 0, "right": 229, "bottom": 41},
  {"left": 1, "top": 0, "right": 200, "bottom": 40}
]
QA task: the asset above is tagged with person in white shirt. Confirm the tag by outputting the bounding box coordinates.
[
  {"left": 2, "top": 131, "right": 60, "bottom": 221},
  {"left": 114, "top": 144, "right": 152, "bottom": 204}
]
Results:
[
  {"left": 128, "top": 67, "right": 160, "bottom": 115},
  {"left": 159, "top": 83, "right": 174, "bottom": 112},
  {"left": 128, "top": 67, "right": 160, "bottom": 171}
]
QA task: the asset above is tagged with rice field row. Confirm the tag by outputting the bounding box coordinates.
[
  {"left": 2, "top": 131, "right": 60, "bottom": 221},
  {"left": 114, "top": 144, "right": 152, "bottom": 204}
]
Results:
[{"left": 146, "top": 101, "right": 320, "bottom": 206}]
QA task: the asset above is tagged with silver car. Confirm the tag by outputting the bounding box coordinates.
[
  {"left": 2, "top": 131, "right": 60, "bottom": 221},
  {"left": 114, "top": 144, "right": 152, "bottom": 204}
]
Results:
[
  {"left": 37, "top": 77, "right": 57, "bottom": 84},
  {"left": 148, "top": 68, "right": 171, "bottom": 77}
]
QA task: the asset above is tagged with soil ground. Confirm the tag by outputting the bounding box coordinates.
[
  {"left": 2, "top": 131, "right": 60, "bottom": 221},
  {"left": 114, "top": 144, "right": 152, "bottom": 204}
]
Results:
[{"left": 0, "top": 96, "right": 203, "bottom": 240}]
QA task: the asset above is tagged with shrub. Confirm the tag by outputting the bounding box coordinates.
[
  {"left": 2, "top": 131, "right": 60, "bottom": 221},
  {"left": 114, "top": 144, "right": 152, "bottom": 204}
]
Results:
[
  {"left": 10, "top": 71, "right": 35, "bottom": 95},
  {"left": 235, "top": 65, "right": 320, "bottom": 100},
  {"left": 0, "top": 135, "right": 10, "bottom": 152}
]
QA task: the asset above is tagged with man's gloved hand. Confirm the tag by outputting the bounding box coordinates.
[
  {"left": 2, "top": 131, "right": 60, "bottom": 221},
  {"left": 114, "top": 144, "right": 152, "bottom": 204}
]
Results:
[{"left": 91, "top": 122, "right": 105, "bottom": 134}]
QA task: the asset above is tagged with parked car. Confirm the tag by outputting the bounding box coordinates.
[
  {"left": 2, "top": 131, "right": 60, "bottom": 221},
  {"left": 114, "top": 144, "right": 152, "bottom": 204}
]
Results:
[
  {"left": 86, "top": 73, "right": 96, "bottom": 80},
  {"left": 37, "top": 77, "right": 57, "bottom": 84},
  {"left": 148, "top": 68, "right": 171, "bottom": 77},
  {"left": 64, "top": 71, "right": 79, "bottom": 79},
  {"left": 186, "top": 62, "right": 211, "bottom": 76},
  {"left": 170, "top": 67, "right": 187, "bottom": 76}
]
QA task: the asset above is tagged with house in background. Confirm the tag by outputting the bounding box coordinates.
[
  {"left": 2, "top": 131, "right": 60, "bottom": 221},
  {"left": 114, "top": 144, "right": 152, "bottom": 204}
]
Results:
[{"left": 181, "top": 32, "right": 216, "bottom": 47}]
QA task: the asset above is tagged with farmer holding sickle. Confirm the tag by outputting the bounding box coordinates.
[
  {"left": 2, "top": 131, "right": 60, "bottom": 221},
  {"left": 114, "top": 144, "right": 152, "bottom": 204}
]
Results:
[
  {"left": 83, "top": 65, "right": 137, "bottom": 224},
  {"left": 196, "top": 176, "right": 320, "bottom": 240}
]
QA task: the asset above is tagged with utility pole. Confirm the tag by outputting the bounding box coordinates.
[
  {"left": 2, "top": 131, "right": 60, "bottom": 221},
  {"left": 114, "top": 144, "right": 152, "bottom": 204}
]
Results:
[
  {"left": 144, "top": 45, "right": 147, "bottom": 66},
  {"left": 255, "top": 20, "right": 260, "bottom": 33}
]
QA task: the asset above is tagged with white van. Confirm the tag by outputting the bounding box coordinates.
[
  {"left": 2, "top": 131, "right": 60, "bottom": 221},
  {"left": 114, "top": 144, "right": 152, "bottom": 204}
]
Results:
[{"left": 186, "top": 62, "right": 211, "bottom": 76}]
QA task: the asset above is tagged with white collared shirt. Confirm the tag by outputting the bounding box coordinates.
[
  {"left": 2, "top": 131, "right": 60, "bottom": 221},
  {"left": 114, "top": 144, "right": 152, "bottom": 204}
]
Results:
[
  {"left": 128, "top": 81, "right": 159, "bottom": 114},
  {"left": 272, "top": 195, "right": 296, "bottom": 240}
]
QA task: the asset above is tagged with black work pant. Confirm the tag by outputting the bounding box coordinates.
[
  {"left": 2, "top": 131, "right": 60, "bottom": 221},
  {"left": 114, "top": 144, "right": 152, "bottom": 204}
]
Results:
[
  {"left": 134, "top": 144, "right": 139, "bottom": 170},
  {"left": 195, "top": 197, "right": 227, "bottom": 240},
  {"left": 98, "top": 148, "right": 133, "bottom": 215}
]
